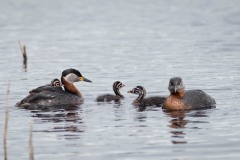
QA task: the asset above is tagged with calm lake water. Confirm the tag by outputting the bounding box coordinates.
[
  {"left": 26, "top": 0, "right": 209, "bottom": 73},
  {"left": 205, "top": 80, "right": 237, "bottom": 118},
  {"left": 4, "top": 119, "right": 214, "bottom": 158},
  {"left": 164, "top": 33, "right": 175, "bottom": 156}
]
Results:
[{"left": 1, "top": 0, "right": 240, "bottom": 159}]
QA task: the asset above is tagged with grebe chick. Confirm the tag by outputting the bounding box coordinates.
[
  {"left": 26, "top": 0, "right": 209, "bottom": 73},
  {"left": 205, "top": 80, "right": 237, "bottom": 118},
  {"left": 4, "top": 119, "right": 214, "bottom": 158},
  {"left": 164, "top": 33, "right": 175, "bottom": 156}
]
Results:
[
  {"left": 29, "top": 78, "right": 62, "bottom": 94},
  {"left": 16, "top": 68, "right": 92, "bottom": 109},
  {"left": 51, "top": 78, "right": 62, "bottom": 87},
  {"left": 163, "top": 77, "right": 216, "bottom": 110},
  {"left": 96, "top": 81, "right": 125, "bottom": 102},
  {"left": 128, "top": 86, "right": 166, "bottom": 107}
]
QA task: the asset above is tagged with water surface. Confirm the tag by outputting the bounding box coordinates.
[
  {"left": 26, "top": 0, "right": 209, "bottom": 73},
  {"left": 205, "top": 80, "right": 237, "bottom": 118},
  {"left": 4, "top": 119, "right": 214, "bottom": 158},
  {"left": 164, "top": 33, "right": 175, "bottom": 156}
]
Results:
[{"left": 0, "top": 0, "right": 240, "bottom": 159}]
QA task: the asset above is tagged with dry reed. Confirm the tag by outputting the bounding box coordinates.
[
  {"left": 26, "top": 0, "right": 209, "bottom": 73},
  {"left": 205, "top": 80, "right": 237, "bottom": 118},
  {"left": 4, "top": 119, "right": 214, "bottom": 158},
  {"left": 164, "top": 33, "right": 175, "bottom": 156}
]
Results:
[
  {"left": 4, "top": 82, "right": 10, "bottom": 160},
  {"left": 18, "top": 40, "right": 27, "bottom": 70},
  {"left": 29, "top": 123, "right": 34, "bottom": 160}
]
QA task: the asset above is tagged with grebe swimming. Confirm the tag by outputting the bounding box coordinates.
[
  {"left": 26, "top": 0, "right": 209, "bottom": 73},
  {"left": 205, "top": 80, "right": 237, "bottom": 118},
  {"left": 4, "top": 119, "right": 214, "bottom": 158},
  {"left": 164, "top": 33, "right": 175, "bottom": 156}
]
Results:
[
  {"left": 16, "top": 68, "right": 92, "bottom": 109},
  {"left": 163, "top": 77, "right": 216, "bottom": 110}
]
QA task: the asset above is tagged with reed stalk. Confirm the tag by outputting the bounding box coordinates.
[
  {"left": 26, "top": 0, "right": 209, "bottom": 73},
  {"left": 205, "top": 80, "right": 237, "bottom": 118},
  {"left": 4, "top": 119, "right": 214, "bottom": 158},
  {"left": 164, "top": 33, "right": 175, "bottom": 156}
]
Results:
[
  {"left": 29, "top": 123, "right": 34, "bottom": 160},
  {"left": 4, "top": 82, "right": 10, "bottom": 160},
  {"left": 18, "top": 40, "right": 27, "bottom": 70}
]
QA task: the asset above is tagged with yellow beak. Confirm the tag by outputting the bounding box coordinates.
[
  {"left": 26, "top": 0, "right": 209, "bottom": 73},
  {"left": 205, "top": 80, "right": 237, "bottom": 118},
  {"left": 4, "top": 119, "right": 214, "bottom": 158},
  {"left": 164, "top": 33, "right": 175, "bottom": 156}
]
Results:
[{"left": 79, "top": 76, "right": 92, "bottom": 82}]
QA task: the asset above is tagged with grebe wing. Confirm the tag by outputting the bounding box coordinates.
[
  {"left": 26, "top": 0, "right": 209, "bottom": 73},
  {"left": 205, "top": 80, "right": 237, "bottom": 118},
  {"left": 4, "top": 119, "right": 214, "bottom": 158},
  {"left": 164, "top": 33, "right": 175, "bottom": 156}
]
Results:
[
  {"left": 184, "top": 90, "right": 216, "bottom": 109},
  {"left": 29, "top": 85, "right": 63, "bottom": 94},
  {"left": 18, "top": 89, "right": 83, "bottom": 107}
]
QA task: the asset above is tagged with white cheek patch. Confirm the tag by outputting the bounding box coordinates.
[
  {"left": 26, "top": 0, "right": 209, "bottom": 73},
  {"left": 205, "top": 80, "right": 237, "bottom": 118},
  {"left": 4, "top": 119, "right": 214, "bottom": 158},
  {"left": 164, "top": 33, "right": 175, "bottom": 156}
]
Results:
[{"left": 64, "top": 73, "right": 78, "bottom": 83}]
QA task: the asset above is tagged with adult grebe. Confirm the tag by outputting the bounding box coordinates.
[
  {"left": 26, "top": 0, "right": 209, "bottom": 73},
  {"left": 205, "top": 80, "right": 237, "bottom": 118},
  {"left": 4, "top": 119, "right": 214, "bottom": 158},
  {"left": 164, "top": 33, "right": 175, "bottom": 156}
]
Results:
[
  {"left": 163, "top": 77, "right": 216, "bottom": 110},
  {"left": 16, "top": 68, "right": 92, "bottom": 108},
  {"left": 96, "top": 81, "right": 125, "bottom": 102},
  {"left": 128, "top": 86, "right": 166, "bottom": 107}
]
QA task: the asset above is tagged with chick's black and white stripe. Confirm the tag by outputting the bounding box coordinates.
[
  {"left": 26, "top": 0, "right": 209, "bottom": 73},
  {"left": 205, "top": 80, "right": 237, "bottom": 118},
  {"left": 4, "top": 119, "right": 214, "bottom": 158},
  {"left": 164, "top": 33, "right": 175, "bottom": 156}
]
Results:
[
  {"left": 113, "top": 81, "right": 124, "bottom": 98},
  {"left": 51, "top": 79, "right": 62, "bottom": 87}
]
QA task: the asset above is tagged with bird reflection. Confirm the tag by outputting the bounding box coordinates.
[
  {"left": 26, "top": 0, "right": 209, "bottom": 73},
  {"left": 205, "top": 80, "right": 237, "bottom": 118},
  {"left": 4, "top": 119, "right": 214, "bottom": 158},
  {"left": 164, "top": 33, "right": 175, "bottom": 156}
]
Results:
[
  {"left": 134, "top": 113, "right": 147, "bottom": 123},
  {"left": 31, "top": 108, "right": 85, "bottom": 140},
  {"left": 164, "top": 110, "right": 209, "bottom": 144},
  {"left": 134, "top": 104, "right": 162, "bottom": 112},
  {"left": 113, "top": 103, "right": 126, "bottom": 122}
]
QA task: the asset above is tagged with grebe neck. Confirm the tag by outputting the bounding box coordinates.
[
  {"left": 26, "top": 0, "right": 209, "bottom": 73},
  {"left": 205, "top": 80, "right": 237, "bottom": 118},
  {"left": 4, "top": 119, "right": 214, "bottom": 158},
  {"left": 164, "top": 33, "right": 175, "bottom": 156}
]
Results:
[
  {"left": 135, "top": 89, "right": 146, "bottom": 101},
  {"left": 61, "top": 77, "right": 82, "bottom": 97},
  {"left": 171, "top": 90, "right": 185, "bottom": 98},
  {"left": 113, "top": 84, "right": 123, "bottom": 98}
]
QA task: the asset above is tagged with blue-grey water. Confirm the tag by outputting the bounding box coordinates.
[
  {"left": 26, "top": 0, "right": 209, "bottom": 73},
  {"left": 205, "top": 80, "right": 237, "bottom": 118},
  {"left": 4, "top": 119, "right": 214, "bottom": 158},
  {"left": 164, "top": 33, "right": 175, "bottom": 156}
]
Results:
[{"left": 0, "top": 0, "right": 240, "bottom": 159}]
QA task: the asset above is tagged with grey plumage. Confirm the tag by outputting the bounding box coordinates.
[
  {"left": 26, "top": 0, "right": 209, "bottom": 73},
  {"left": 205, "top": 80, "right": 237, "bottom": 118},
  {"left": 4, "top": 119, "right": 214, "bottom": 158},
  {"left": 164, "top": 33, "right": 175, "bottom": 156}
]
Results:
[{"left": 182, "top": 90, "right": 216, "bottom": 109}]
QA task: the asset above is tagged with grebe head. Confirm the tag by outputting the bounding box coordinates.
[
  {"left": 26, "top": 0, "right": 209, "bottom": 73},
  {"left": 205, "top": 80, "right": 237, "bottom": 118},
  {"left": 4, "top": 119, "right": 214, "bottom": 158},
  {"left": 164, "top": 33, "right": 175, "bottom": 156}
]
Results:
[
  {"left": 62, "top": 68, "right": 92, "bottom": 83},
  {"left": 113, "top": 81, "right": 125, "bottom": 90},
  {"left": 128, "top": 86, "right": 145, "bottom": 94},
  {"left": 112, "top": 81, "right": 125, "bottom": 97},
  {"left": 168, "top": 77, "right": 185, "bottom": 94},
  {"left": 128, "top": 86, "right": 146, "bottom": 98},
  {"left": 50, "top": 79, "right": 62, "bottom": 87}
]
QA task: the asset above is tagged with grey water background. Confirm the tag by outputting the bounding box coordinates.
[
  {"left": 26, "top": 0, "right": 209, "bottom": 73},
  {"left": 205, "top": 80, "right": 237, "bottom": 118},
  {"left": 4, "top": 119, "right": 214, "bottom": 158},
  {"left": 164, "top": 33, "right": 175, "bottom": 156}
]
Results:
[{"left": 0, "top": 0, "right": 240, "bottom": 159}]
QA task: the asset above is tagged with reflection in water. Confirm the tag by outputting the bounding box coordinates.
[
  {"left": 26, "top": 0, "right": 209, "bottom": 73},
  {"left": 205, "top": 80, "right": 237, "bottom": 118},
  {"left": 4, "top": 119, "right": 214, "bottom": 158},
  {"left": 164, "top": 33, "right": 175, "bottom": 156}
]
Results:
[
  {"left": 134, "top": 104, "right": 162, "bottom": 112},
  {"left": 133, "top": 105, "right": 162, "bottom": 127},
  {"left": 164, "top": 110, "right": 209, "bottom": 144},
  {"left": 96, "top": 98, "right": 124, "bottom": 106},
  {"left": 22, "top": 105, "right": 80, "bottom": 112},
  {"left": 32, "top": 108, "right": 85, "bottom": 140},
  {"left": 32, "top": 110, "right": 82, "bottom": 123},
  {"left": 113, "top": 103, "right": 126, "bottom": 122},
  {"left": 136, "top": 105, "right": 147, "bottom": 112},
  {"left": 134, "top": 113, "right": 147, "bottom": 123}
]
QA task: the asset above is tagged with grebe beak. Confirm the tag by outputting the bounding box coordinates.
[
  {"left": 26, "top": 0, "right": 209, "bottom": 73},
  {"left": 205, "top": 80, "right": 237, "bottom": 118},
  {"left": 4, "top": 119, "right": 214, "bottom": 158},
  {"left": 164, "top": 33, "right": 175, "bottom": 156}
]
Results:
[
  {"left": 174, "top": 86, "right": 177, "bottom": 93},
  {"left": 127, "top": 90, "right": 133, "bottom": 93},
  {"left": 79, "top": 76, "right": 92, "bottom": 82}
]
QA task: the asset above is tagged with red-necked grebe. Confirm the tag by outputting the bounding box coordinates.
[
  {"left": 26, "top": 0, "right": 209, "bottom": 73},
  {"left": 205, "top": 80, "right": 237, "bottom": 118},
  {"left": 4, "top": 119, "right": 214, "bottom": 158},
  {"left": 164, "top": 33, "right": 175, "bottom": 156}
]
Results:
[
  {"left": 163, "top": 77, "right": 216, "bottom": 110},
  {"left": 16, "top": 68, "right": 92, "bottom": 108}
]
